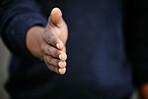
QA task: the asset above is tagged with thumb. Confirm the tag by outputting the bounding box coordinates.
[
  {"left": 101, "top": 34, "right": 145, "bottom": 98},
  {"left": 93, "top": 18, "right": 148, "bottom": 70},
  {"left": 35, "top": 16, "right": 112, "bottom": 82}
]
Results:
[{"left": 50, "top": 7, "right": 63, "bottom": 26}]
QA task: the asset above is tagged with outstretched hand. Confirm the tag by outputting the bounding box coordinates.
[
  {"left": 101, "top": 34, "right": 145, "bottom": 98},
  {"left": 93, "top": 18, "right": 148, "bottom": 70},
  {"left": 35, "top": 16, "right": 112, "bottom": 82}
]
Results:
[
  {"left": 42, "top": 8, "right": 68, "bottom": 74},
  {"left": 26, "top": 8, "right": 68, "bottom": 74}
]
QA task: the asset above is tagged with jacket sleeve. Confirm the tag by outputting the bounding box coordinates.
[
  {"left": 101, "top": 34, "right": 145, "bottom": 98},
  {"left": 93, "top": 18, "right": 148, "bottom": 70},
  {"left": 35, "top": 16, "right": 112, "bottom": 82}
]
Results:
[
  {"left": 0, "top": 0, "right": 47, "bottom": 58},
  {"left": 125, "top": 0, "right": 148, "bottom": 86}
]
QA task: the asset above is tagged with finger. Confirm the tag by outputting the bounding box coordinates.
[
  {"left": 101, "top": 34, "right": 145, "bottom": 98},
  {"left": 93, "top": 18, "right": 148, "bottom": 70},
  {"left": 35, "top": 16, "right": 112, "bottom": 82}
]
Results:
[
  {"left": 49, "top": 66, "right": 66, "bottom": 75},
  {"left": 50, "top": 7, "right": 65, "bottom": 27},
  {"left": 43, "top": 44, "right": 67, "bottom": 61},
  {"left": 44, "top": 55, "right": 66, "bottom": 68},
  {"left": 59, "top": 68, "right": 66, "bottom": 75},
  {"left": 43, "top": 31, "right": 64, "bottom": 50},
  {"left": 48, "top": 65, "right": 60, "bottom": 74},
  {"left": 44, "top": 57, "right": 66, "bottom": 74}
]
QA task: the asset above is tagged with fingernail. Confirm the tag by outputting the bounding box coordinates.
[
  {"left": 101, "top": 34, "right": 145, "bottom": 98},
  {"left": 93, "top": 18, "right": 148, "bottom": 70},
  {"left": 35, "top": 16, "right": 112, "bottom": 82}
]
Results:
[
  {"left": 58, "top": 62, "right": 61, "bottom": 67},
  {"left": 58, "top": 62, "right": 66, "bottom": 68},
  {"left": 64, "top": 53, "right": 67, "bottom": 60},
  {"left": 56, "top": 43, "right": 60, "bottom": 49},
  {"left": 59, "top": 68, "right": 66, "bottom": 74},
  {"left": 59, "top": 54, "right": 62, "bottom": 60}
]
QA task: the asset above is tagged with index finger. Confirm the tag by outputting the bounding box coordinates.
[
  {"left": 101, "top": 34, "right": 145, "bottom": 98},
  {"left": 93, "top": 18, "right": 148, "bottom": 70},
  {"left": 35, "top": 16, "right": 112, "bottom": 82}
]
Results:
[{"left": 43, "top": 31, "right": 64, "bottom": 50}]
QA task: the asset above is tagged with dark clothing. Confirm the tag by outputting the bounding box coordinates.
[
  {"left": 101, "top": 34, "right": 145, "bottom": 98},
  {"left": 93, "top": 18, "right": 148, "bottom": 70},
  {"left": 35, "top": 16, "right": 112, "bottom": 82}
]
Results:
[
  {"left": 124, "top": 0, "right": 148, "bottom": 86},
  {"left": 0, "top": 0, "right": 147, "bottom": 98}
]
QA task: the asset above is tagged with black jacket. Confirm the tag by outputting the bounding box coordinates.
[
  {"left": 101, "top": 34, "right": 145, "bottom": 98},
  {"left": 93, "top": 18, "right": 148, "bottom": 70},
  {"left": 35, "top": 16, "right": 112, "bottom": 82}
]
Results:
[{"left": 0, "top": 0, "right": 147, "bottom": 99}]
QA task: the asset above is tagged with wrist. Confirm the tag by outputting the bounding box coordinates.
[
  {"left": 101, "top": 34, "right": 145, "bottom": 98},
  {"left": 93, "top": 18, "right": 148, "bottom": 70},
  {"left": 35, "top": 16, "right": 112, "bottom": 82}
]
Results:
[{"left": 26, "top": 26, "right": 45, "bottom": 58}]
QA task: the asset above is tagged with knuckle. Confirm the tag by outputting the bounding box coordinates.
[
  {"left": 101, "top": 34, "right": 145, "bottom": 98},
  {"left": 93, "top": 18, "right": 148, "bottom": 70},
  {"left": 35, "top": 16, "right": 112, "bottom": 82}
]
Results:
[
  {"left": 49, "top": 34, "right": 57, "bottom": 45},
  {"left": 47, "top": 48, "right": 51, "bottom": 55},
  {"left": 48, "top": 33, "right": 54, "bottom": 41},
  {"left": 47, "top": 37, "right": 52, "bottom": 44},
  {"left": 48, "top": 59, "right": 52, "bottom": 65},
  {"left": 48, "top": 57, "right": 53, "bottom": 65}
]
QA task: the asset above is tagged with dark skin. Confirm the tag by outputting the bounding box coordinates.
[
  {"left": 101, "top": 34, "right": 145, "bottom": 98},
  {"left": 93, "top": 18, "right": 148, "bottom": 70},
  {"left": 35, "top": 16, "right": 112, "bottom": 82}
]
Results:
[
  {"left": 26, "top": 8, "right": 68, "bottom": 74},
  {"left": 26, "top": 7, "right": 148, "bottom": 98}
]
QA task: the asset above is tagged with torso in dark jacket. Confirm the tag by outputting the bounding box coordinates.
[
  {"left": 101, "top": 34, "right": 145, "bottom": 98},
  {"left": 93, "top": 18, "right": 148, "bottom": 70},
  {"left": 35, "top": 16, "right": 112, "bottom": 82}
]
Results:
[{"left": 2, "top": 0, "right": 134, "bottom": 99}]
